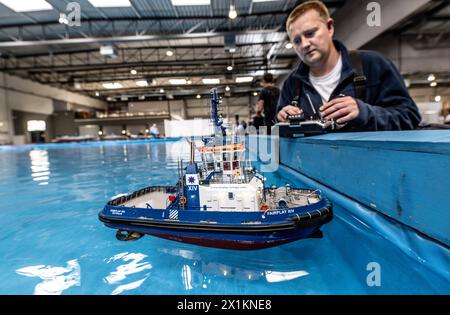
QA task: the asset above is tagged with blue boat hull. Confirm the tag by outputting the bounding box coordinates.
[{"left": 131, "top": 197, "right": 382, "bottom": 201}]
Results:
[
  {"left": 101, "top": 220, "right": 324, "bottom": 250},
  {"left": 98, "top": 186, "right": 333, "bottom": 250}
]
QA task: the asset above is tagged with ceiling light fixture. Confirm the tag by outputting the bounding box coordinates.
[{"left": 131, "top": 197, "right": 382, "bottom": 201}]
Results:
[
  {"left": 202, "top": 78, "right": 220, "bottom": 84},
  {"left": 235, "top": 76, "right": 253, "bottom": 83},
  {"left": 427, "top": 74, "right": 435, "bottom": 82},
  {"left": 130, "top": 69, "right": 137, "bottom": 75},
  {"left": 166, "top": 49, "right": 174, "bottom": 57},
  {"left": 102, "top": 82, "right": 123, "bottom": 89},
  {"left": 169, "top": 79, "right": 187, "bottom": 85},
  {"left": 228, "top": 4, "right": 237, "bottom": 19}
]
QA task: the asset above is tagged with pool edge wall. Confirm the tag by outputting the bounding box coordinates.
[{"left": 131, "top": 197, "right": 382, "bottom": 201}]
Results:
[{"left": 278, "top": 130, "right": 450, "bottom": 246}]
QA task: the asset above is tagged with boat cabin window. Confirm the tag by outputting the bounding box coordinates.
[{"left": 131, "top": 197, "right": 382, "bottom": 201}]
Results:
[
  {"left": 214, "top": 152, "right": 222, "bottom": 162},
  {"left": 223, "top": 152, "right": 232, "bottom": 162},
  {"left": 206, "top": 152, "right": 214, "bottom": 162},
  {"left": 228, "top": 192, "right": 234, "bottom": 200},
  {"left": 223, "top": 162, "right": 230, "bottom": 170}
]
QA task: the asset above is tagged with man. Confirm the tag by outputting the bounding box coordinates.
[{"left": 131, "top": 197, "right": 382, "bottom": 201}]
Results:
[
  {"left": 276, "top": 0, "right": 421, "bottom": 131},
  {"left": 150, "top": 123, "right": 160, "bottom": 138},
  {"left": 256, "top": 73, "right": 281, "bottom": 133},
  {"left": 234, "top": 115, "right": 245, "bottom": 135}
]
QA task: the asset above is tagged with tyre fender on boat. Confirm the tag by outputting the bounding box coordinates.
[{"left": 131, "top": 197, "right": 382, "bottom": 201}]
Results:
[{"left": 116, "top": 230, "right": 144, "bottom": 242}]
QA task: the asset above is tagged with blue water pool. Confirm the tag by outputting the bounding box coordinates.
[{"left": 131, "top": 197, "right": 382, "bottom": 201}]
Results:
[{"left": 0, "top": 139, "right": 448, "bottom": 295}]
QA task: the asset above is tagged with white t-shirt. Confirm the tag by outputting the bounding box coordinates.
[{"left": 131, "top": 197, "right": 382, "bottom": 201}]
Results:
[{"left": 309, "top": 55, "right": 342, "bottom": 103}]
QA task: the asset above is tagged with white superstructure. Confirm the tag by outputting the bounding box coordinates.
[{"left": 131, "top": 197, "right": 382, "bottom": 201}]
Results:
[{"left": 199, "top": 176, "right": 264, "bottom": 211}]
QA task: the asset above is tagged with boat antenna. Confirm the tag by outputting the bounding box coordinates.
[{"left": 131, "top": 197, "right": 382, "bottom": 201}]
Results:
[
  {"left": 177, "top": 158, "right": 182, "bottom": 198},
  {"left": 306, "top": 93, "right": 323, "bottom": 120}
]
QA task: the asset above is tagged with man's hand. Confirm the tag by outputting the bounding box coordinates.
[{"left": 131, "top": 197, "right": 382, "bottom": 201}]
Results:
[
  {"left": 277, "top": 105, "right": 303, "bottom": 122},
  {"left": 320, "top": 96, "right": 360, "bottom": 124}
]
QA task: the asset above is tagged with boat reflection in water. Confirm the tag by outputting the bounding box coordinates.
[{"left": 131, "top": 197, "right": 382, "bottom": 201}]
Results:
[{"left": 158, "top": 246, "right": 310, "bottom": 290}]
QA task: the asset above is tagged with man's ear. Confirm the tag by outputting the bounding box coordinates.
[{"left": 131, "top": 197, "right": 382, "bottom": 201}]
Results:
[{"left": 327, "top": 18, "right": 334, "bottom": 36}]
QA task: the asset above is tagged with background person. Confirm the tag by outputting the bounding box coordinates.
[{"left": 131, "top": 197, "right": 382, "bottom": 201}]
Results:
[{"left": 256, "top": 73, "right": 281, "bottom": 134}]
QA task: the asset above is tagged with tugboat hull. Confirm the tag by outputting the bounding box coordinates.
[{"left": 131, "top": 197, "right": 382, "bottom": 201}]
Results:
[
  {"left": 98, "top": 185, "right": 333, "bottom": 250},
  {"left": 103, "top": 225, "right": 324, "bottom": 250}
]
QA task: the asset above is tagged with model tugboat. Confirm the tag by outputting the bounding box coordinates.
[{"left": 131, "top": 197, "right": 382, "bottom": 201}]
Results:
[{"left": 98, "top": 88, "right": 333, "bottom": 250}]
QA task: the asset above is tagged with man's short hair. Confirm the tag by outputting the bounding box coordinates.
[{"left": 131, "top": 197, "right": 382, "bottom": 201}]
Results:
[
  {"left": 263, "top": 73, "right": 274, "bottom": 83},
  {"left": 286, "top": 0, "right": 330, "bottom": 33}
]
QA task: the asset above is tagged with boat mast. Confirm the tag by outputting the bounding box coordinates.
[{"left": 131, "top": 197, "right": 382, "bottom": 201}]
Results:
[
  {"left": 210, "top": 88, "right": 226, "bottom": 145},
  {"left": 190, "top": 137, "right": 195, "bottom": 164}
]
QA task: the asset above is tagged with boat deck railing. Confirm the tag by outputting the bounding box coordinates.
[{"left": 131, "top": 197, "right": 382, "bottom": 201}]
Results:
[{"left": 108, "top": 185, "right": 177, "bottom": 206}]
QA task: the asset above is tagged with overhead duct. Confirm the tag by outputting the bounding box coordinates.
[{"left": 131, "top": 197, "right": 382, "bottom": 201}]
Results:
[{"left": 224, "top": 34, "right": 236, "bottom": 53}]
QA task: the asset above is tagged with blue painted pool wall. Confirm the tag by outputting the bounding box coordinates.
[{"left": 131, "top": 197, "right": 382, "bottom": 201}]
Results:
[{"left": 279, "top": 131, "right": 450, "bottom": 246}]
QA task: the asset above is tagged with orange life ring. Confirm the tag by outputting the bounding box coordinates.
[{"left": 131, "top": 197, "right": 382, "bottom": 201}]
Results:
[
  {"left": 179, "top": 196, "right": 187, "bottom": 205},
  {"left": 260, "top": 204, "right": 269, "bottom": 211}
]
